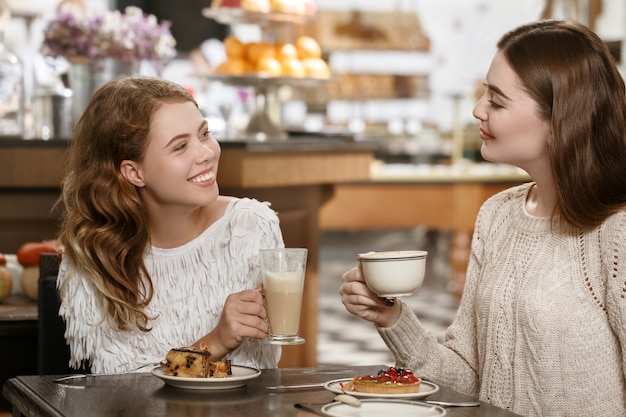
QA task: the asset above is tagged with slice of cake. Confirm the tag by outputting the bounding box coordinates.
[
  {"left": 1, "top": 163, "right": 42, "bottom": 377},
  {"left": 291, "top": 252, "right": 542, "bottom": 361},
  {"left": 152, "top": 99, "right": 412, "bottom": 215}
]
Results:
[
  {"left": 163, "top": 346, "right": 232, "bottom": 378},
  {"left": 208, "top": 360, "right": 232, "bottom": 378},
  {"left": 163, "top": 347, "right": 211, "bottom": 378},
  {"left": 344, "top": 367, "right": 422, "bottom": 394}
]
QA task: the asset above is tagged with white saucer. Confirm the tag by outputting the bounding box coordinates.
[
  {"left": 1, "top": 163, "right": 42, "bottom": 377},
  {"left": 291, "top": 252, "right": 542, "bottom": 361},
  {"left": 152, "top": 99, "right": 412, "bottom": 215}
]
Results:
[
  {"left": 151, "top": 365, "right": 260, "bottom": 390},
  {"left": 324, "top": 378, "right": 439, "bottom": 399}
]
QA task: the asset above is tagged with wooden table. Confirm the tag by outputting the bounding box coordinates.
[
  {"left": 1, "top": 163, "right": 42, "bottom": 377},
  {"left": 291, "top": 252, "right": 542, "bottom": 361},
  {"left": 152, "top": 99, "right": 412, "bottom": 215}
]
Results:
[
  {"left": 3, "top": 365, "right": 522, "bottom": 417},
  {"left": 319, "top": 163, "right": 530, "bottom": 298}
]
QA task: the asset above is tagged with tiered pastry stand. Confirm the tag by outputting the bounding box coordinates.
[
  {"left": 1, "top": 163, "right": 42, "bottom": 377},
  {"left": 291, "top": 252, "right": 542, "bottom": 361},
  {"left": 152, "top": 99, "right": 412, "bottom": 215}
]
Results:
[
  {"left": 202, "top": 7, "right": 326, "bottom": 141},
  {"left": 201, "top": 74, "right": 322, "bottom": 140}
]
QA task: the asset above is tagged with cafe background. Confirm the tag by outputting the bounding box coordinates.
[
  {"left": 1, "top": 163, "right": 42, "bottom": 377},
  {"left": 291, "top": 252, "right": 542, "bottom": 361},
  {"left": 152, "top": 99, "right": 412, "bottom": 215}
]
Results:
[
  {"left": 1, "top": 0, "right": 625, "bottom": 414},
  {"left": 4, "top": 0, "right": 625, "bottom": 141}
]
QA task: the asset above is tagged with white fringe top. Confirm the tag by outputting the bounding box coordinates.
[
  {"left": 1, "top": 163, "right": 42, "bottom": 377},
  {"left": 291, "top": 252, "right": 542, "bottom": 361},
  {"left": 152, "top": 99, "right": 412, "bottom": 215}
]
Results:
[
  {"left": 378, "top": 182, "right": 626, "bottom": 416},
  {"left": 58, "top": 198, "right": 284, "bottom": 373}
]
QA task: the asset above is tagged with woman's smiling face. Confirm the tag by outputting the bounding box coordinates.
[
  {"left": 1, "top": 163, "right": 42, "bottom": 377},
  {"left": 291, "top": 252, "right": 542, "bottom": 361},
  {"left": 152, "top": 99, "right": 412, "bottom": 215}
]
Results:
[
  {"left": 472, "top": 51, "right": 551, "bottom": 173},
  {"left": 123, "top": 100, "right": 221, "bottom": 214}
]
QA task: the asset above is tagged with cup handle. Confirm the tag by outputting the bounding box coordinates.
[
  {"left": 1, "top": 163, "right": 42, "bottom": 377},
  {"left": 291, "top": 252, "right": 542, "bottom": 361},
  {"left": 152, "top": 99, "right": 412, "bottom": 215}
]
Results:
[{"left": 378, "top": 297, "right": 395, "bottom": 306}]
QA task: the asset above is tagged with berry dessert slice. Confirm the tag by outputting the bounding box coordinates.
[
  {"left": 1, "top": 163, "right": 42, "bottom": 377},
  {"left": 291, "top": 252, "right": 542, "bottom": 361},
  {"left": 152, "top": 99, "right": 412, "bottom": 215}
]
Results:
[{"left": 345, "top": 367, "right": 422, "bottom": 394}]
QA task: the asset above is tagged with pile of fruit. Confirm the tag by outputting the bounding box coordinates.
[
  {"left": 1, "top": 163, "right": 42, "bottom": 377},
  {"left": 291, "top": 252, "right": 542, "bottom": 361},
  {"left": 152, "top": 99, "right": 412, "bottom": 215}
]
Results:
[{"left": 214, "top": 35, "right": 330, "bottom": 79}]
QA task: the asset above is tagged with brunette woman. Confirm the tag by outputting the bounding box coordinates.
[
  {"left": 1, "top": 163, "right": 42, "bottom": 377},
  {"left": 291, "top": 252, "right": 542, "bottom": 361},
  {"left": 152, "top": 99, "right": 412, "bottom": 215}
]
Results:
[{"left": 340, "top": 20, "right": 626, "bottom": 416}]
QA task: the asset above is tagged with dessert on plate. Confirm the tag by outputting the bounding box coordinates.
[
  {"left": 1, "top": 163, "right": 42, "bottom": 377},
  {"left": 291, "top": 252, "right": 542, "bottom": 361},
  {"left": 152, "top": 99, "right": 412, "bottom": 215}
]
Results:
[
  {"left": 162, "top": 345, "right": 232, "bottom": 378},
  {"left": 343, "top": 367, "right": 422, "bottom": 394}
]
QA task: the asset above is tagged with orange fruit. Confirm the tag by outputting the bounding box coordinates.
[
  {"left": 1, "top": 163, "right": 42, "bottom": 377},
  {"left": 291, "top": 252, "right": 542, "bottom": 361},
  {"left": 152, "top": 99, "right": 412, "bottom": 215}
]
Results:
[
  {"left": 224, "top": 36, "right": 245, "bottom": 60},
  {"left": 245, "top": 41, "right": 275, "bottom": 65},
  {"left": 275, "top": 42, "right": 298, "bottom": 61},
  {"left": 256, "top": 56, "right": 282, "bottom": 77},
  {"left": 280, "top": 57, "right": 305, "bottom": 78},
  {"left": 295, "top": 36, "right": 322, "bottom": 60},
  {"left": 215, "top": 58, "right": 249, "bottom": 75},
  {"left": 302, "top": 57, "right": 330, "bottom": 79}
]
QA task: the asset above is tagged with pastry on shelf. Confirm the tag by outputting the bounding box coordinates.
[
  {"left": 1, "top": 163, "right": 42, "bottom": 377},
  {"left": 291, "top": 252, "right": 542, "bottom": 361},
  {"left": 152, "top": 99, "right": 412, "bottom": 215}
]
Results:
[
  {"left": 301, "top": 57, "right": 330, "bottom": 79},
  {"left": 295, "top": 35, "right": 321, "bottom": 59}
]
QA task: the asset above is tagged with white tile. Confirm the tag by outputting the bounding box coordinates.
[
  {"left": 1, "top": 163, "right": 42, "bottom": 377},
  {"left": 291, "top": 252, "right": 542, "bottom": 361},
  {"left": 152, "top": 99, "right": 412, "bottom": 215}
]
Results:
[{"left": 317, "top": 230, "right": 459, "bottom": 366}]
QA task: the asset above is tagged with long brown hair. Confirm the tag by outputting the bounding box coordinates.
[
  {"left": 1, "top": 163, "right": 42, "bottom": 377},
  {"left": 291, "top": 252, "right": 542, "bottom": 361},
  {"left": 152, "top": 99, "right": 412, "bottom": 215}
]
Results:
[
  {"left": 57, "top": 77, "right": 196, "bottom": 331},
  {"left": 498, "top": 20, "right": 626, "bottom": 229}
]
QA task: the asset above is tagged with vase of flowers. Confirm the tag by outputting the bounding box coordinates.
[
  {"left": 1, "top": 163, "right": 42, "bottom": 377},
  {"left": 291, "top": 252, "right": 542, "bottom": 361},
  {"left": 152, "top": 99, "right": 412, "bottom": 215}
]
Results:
[{"left": 40, "top": 6, "right": 177, "bottom": 125}]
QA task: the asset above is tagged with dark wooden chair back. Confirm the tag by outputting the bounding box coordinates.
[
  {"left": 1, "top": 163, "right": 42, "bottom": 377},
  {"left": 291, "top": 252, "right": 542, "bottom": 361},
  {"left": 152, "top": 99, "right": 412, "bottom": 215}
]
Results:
[{"left": 37, "top": 253, "right": 78, "bottom": 375}]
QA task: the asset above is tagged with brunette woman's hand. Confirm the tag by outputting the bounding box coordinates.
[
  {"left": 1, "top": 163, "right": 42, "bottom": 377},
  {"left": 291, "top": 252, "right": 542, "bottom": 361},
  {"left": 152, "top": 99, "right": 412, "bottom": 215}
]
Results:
[
  {"left": 339, "top": 265, "right": 402, "bottom": 328},
  {"left": 198, "top": 285, "right": 269, "bottom": 360}
]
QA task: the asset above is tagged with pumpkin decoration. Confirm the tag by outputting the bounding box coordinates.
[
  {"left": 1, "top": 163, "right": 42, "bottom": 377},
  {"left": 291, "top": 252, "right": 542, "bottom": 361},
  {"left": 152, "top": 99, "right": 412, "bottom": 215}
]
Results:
[
  {"left": 17, "top": 240, "right": 60, "bottom": 301},
  {"left": 0, "top": 253, "right": 12, "bottom": 302}
]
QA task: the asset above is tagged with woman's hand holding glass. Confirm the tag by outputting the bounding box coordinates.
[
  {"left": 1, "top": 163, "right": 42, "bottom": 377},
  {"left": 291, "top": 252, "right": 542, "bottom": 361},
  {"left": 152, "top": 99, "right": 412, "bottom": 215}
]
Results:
[{"left": 198, "top": 286, "right": 268, "bottom": 360}]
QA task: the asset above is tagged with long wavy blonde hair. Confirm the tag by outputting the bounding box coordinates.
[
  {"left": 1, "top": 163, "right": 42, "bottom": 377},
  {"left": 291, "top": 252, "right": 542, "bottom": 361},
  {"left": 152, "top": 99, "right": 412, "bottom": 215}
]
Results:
[{"left": 57, "top": 77, "right": 196, "bottom": 331}]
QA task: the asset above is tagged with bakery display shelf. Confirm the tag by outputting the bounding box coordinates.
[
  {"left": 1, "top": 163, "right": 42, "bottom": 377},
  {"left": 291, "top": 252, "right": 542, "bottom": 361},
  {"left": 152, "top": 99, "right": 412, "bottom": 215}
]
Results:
[
  {"left": 200, "top": 73, "right": 326, "bottom": 88},
  {"left": 201, "top": 7, "right": 322, "bottom": 140},
  {"left": 202, "top": 7, "right": 313, "bottom": 25}
]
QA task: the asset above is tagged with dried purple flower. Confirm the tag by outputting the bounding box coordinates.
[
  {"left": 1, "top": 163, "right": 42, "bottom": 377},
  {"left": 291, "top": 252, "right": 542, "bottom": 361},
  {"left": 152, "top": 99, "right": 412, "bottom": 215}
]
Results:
[{"left": 40, "top": 6, "right": 176, "bottom": 72}]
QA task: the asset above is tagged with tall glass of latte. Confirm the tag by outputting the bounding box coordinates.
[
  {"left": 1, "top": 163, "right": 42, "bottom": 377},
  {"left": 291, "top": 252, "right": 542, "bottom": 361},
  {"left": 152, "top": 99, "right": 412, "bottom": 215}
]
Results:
[{"left": 260, "top": 248, "right": 307, "bottom": 345}]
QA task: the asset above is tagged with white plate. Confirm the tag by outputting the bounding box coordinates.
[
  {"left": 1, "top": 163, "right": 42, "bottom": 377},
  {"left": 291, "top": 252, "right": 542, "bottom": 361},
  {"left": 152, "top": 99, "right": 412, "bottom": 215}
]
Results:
[
  {"left": 322, "top": 399, "right": 446, "bottom": 417},
  {"left": 151, "top": 365, "right": 261, "bottom": 390},
  {"left": 324, "top": 378, "right": 439, "bottom": 399}
]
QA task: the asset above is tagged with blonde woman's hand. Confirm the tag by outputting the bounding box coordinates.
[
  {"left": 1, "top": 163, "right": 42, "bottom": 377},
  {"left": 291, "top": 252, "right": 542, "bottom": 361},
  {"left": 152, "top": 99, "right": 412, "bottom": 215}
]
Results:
[
  {"left": 199, "top": 286, "right": 269, "bottom": 360},
  {"left": 339, "top": 265, "right": 402, "bottom": 328}
]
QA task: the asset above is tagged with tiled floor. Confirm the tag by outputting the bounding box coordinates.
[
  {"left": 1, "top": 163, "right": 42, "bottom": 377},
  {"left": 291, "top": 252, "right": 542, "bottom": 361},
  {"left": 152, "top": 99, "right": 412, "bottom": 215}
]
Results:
[{"left": 316, "top": 229, "right": 460, "bottom": 366}]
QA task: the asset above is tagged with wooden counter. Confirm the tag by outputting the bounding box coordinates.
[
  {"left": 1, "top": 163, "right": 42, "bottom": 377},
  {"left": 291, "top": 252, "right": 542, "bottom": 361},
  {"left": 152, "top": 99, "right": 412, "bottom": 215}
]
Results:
[
  {"left": 319, "top": 162, "right": 530, "bottom": 298},
  {"left": 0, "top": 138, "right": 374, "bottom": 368}
]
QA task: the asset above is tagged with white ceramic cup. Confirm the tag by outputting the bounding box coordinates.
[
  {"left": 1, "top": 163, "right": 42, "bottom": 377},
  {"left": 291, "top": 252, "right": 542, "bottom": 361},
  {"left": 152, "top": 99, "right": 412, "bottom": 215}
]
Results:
[{"left": 359, "top": 250, "right": 428, "bottom": 297}]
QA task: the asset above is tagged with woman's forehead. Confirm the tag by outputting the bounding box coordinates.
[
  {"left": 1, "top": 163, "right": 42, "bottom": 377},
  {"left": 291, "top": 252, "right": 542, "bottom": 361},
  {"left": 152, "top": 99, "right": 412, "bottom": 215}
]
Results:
[{"left": 486, "top": 52, "right": 525, "bottom": 97}]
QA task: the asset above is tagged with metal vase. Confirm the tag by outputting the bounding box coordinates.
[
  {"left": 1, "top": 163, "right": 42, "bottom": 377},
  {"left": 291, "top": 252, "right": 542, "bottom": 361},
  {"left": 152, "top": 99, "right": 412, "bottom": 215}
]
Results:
[{"left": 68, "top": 58, "right": 139, "bottom": 127}]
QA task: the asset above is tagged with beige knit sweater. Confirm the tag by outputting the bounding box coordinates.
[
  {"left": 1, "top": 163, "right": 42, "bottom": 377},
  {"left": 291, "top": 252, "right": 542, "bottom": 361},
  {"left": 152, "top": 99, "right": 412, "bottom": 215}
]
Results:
[{"left": 378, "top": 182, "right": 626, "bottom": 417}]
